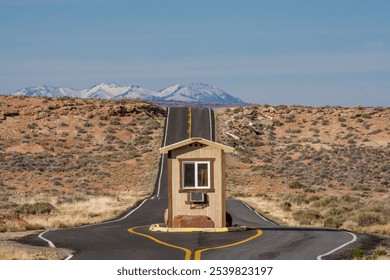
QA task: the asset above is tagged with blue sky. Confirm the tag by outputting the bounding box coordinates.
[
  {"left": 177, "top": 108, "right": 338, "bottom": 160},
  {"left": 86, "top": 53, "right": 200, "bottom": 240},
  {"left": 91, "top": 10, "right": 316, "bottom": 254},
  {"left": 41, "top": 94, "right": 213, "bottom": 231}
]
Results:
[{"left": 1, "top": 0, "right": 389, "bottom": 106}]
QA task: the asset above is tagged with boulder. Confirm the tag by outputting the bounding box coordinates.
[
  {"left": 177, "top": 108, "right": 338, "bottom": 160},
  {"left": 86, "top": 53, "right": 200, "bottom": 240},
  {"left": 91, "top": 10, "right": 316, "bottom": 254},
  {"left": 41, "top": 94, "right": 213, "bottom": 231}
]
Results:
[
  {"left": 3, "top": 109, "right": 19, "bottom": 117},
  {"left": 172, "top": 215, "right": 214, "bottom": 228}
]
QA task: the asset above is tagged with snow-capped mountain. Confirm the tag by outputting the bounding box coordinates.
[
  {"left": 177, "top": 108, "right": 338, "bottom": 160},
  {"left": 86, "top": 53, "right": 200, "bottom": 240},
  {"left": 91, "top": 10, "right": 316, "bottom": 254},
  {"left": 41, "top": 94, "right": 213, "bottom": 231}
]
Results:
[
  {"left": 80, "top": 83, "right": 158, "bottom": 100},
  {"left": 4, "top": 82, "right": 245, "bottom": 104},
  {"left": 158, "top": 83, "right": 244, "bottom": 104},
  {"left": 8, "top": 85, "right": 81, "bottom": 98},
  {"left": 7, "top": 83, "right": 159, "bottom": 100}
]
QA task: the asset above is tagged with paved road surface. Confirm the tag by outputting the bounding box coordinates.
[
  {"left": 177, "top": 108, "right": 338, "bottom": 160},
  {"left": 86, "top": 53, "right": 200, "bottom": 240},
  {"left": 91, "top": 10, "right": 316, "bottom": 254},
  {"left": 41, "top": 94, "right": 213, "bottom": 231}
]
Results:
[{"left": 30, "top": 107, "right": 358, "bottom": 260}]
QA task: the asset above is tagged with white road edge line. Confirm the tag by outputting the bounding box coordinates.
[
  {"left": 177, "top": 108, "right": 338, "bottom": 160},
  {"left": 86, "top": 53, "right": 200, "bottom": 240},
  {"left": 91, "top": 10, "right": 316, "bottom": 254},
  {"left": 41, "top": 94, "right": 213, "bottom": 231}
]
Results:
[
  {"left": 317, "top": 231, "right": 358, "bottom": 260},
  {"left": 38, "top": 198, "right": 149, "bottom": 260},
  {"left": 243, "top": 202, "right": 277, "bottom": 226},
  {"left": 208, "top": 108, "right": 213, "bottom": 141},
  {"left": 156, "top": 107, "right": 170, "bottom": 198},
  {"left": 164, "top": 107, "right": 170, "bottom": 147},
  {"left": 243, "top": 199, "right": 358, "bottom": 260},
  {"left": 38, "top": 230, "right": 56, "bottom": 248},
  {"left": 156, "top": 154, "right": 165, "bottom": 198},
  {"left": 65, "top": 255, "right": 73, "bottom": 260}
]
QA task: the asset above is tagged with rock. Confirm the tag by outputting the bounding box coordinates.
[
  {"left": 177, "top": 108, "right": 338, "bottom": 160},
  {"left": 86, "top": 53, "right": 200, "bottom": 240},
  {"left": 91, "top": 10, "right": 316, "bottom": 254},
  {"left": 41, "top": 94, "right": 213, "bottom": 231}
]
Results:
[
  {"left": 3, "top": 109, "right": 19, "bottom": 117},
  {"left": 172, "top": 215, "right": 214, "bottom": 228},
  {"left": 243, "top": 108, "right": 254, "bottom": 115},
  {"left": 107, "top": 104, "right": 166, "bottom": 117},
  {"left": 47, "top": 104, "right": 60, "bottom": 110},
  {"left": 108, "top": 106, "right": 129, "bottom": 116},
  {"left": 264, "top": 106, "right": 276, "bottom": 113},
  {"left": 257, "top": 115, "right": 273, "bottom": 126},
  {"left": 35, "top": 111, "right": 49, "bottom": 120}
]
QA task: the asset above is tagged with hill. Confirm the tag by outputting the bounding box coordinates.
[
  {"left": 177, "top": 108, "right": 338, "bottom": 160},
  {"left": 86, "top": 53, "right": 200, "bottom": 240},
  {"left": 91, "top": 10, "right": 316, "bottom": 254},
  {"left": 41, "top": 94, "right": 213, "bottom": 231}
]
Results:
[
  {"left": 0, "top": 95, "right": 165, "bottom": 232},
  {"left": 216, "top": 105, "right": 389, "bottom": 236}
]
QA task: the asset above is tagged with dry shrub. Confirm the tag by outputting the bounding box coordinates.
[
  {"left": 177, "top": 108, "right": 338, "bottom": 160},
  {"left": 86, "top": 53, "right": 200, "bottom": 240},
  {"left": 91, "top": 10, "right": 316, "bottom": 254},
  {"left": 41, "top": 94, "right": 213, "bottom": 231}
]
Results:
[
  {"left": 355, "top": 212, "right": 386, "bottom": 227},
  {"left": 283, "top": 193, "right": 308, "bottom": 206},
  {"left": 324, "top": 217, "right": 344, "bottom": 228},
  {"left": 288, "top": 180, "right": 304, "bottom": 189},
  {"left": 281, "top": 202, "right": 292, "bottom": 212},
  {"left": 16, "top": 202, "right": 56, "bottom": 215},
  {"left": 293, "top": 210, "right": 322, "bottom": 225}
]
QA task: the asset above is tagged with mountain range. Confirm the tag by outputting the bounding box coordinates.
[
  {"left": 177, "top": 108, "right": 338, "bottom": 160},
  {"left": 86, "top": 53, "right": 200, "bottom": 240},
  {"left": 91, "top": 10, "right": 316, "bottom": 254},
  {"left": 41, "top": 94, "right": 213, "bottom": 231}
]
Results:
[{"left": 3, "top": 82, "right": 245, "bottom": 104}]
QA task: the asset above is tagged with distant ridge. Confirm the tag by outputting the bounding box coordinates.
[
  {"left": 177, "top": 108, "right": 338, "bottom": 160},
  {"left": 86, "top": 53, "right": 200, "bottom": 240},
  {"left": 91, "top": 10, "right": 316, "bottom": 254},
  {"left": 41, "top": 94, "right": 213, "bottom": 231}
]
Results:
[
  {"left": 4, "top": 82, "right": 245, "bottom": 104},
  {"left": 157, "top": 83, "right": 244, "bottom": 104}
]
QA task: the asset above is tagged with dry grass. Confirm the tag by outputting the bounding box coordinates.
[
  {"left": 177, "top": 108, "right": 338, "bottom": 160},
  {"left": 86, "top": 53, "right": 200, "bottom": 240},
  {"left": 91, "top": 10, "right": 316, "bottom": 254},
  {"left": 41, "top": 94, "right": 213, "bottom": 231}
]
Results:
[
  {"left": 352, "top": 245, "right": 390, "bottom": 260},
  {"left": 0, "top": 231, "right": 71, "bottom": 260},
  {"left": 369, "top": 247, "right": 390, "bottom": 260},
  {"left": 17, "top": 191, "right": 148, "bottom": 229},
  {"left": 0, "top": 241, "right": 68, "bottom": 260},
  {"left": 233, "top": 196, "right": 291, "bottom": 225}
]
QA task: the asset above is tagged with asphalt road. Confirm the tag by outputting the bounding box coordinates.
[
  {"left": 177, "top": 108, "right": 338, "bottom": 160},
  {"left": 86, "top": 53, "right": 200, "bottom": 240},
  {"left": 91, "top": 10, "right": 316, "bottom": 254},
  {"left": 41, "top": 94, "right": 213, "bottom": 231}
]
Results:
[{"left": 30, "top": 107, "right": 359, "bottom": 260}]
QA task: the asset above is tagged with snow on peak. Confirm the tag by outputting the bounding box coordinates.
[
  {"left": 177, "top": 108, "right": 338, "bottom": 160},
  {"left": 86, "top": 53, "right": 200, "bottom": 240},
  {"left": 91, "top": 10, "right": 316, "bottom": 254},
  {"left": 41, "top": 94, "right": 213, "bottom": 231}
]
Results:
[
  {"left": 158, "top": 82, "right": 245, "bottom": 104},
  {"left": 78, "top": 82, "right": 160, "bottom": 100},
  {"left": 9, "top": 85, "right": 80, "bottom": 98},
  {"left": 81, "top": 83, "right": 135, "bottom": 99},
  {"left": 4, "top": 82, "right": 245, "bottom": 104}
]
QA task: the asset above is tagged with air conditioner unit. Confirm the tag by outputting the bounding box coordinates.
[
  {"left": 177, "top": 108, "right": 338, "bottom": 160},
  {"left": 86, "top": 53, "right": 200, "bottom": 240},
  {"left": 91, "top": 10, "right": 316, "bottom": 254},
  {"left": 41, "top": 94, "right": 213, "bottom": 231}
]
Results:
[{"left": 190, "top": 192, "right": 205, "bottom": 203}]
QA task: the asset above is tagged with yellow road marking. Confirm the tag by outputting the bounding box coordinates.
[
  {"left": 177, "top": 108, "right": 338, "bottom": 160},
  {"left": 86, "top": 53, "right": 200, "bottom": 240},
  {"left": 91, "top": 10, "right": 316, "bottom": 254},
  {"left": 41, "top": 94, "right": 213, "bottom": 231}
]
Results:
[
  {"left": 128, "top": 226, "right": 192, "bottom": 260},
  {"left": 128, "top": 227, "right": 262, "bottom": 260},
  {"left": 149, "top": 224, "right": 229, "bottom": 232},
  {"left": 194, "top": 229, "right": 262, "bottom": 260}
]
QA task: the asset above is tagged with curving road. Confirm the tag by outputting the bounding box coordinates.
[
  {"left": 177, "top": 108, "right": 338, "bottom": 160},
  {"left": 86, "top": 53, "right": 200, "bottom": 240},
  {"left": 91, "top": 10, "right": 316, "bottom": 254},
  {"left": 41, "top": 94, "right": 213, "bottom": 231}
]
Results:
[{"left": 29, "top": 107, "right": 358, "bottom": 260}]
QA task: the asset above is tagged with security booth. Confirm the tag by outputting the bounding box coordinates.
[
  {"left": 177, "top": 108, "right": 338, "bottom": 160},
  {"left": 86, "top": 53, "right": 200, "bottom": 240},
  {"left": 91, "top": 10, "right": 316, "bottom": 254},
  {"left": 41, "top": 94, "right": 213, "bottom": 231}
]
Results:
[{"left": 159, "top": 137, "right": 234, "bottom": 228}]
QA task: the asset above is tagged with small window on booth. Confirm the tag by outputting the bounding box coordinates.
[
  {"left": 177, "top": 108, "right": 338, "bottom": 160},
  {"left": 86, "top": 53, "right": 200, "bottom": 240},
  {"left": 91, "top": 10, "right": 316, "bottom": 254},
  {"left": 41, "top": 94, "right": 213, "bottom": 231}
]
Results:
[{"left": 183, "top": 161, "right": 210, "bottom": 189}]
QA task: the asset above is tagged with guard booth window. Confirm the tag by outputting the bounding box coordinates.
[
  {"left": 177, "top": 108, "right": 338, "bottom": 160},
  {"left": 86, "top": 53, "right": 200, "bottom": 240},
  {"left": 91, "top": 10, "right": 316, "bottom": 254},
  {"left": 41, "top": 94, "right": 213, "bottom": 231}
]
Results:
[{"left": 183, "top": 161, "right": 210, "bottom": 188}]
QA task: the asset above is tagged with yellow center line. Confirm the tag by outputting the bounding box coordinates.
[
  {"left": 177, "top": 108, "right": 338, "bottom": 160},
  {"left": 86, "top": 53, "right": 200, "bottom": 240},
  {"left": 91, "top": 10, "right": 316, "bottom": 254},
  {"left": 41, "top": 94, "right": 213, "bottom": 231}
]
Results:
[
  {"left": 194, "top": 229, "right": 263, "bottom": 260},
  {"left": 128, "top": 226, "right": 192, "bottom": 260},
  {"left": 128, "top": 227, "right": 262, "bottom": 260}
]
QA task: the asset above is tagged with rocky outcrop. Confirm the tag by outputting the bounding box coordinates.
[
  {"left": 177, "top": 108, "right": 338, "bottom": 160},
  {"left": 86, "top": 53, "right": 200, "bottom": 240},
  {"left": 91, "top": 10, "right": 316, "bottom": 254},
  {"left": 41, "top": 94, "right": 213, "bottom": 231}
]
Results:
[
  {"left": 107, "top": 103, "right": 166, "bottom": 118},
  {"left": 0, "top": 109, "right": 20, "bottom": 121}
]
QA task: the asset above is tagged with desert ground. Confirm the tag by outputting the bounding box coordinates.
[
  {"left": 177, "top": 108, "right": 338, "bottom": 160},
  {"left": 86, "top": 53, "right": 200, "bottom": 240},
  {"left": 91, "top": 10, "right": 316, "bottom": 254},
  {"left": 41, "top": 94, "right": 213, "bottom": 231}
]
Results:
[
  {"left": 216, "top": 105, "right": 389, "bottom": 259},
  {"left": 0, "top": 96, "right": 164, "bottom": 259},
  {"left": 0, "top": 96, "right": 389, "bottom": 259}
]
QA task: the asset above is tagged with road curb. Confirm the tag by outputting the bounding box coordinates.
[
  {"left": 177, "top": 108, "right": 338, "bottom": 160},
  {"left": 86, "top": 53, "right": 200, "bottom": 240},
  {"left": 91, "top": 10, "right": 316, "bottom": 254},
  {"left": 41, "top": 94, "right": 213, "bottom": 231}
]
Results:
[{"left": 149, "top": 224, "right": 248, "bottom": 232}]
